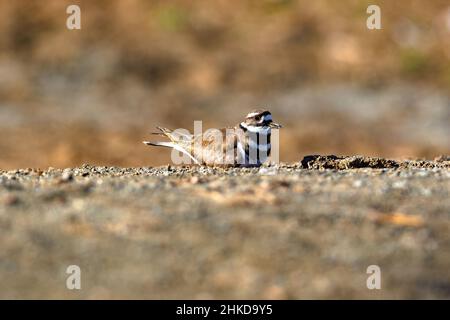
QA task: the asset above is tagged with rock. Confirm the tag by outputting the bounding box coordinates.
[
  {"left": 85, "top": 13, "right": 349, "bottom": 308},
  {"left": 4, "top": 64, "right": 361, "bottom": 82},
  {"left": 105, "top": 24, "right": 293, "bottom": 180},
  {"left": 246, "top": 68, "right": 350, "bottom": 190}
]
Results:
[
  {"left": 300, "top": 155, "right": 400, "bottom": 170},
  {"left": 61, "top": 171, "right": 73, "bottom": 182}
]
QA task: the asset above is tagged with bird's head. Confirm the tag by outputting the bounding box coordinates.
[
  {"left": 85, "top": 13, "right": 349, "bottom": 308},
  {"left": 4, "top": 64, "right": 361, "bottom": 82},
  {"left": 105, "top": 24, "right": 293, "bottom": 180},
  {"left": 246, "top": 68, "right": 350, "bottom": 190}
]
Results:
[{"left": 242, "top": 109, "right": 282, "bottom": 129}]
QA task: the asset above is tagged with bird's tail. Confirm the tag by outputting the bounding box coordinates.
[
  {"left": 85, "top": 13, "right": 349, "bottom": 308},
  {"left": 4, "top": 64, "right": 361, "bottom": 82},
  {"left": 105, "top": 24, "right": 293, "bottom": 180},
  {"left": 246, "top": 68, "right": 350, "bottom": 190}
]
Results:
[
  {"left": 142, "top": 140, "right": 200, "bottom": 165},
  {"left": 144, "top": 126, "right": 177, "bottom": 149},
  {"left": 142, "top": 141, "right": 175, "bottom": 148}
]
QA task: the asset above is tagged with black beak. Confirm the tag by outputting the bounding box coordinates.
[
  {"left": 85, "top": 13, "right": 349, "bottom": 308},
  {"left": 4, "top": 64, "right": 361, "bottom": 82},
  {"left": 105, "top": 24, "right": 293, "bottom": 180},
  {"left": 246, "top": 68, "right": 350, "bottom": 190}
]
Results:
[{"left": 269, "top": 122, "right": 282, "bottom": 129}]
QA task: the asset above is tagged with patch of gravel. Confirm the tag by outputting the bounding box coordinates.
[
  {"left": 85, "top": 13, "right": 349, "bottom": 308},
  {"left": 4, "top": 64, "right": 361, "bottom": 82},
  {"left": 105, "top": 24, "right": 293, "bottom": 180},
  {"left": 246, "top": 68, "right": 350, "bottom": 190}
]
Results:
[
  {"left": 0, "top": 156, "right": 449, "bottom": 299},
  {"left": 300, "top": 155, "right": 450, "bottom": 170}
]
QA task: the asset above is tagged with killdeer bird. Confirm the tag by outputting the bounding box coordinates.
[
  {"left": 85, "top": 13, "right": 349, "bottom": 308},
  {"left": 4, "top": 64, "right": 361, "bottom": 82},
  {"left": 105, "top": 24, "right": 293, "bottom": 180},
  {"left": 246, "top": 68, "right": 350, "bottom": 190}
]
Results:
[{"left": 143, "top": 109, "right": 282, "bottom": 167}]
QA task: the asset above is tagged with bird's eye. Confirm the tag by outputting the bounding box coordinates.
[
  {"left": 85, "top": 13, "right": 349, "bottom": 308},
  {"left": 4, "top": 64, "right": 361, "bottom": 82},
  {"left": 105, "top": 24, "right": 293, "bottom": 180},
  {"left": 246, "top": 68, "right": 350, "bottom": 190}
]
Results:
[{"left": 255, "top": 115, "right": 261, "bottom": 121}]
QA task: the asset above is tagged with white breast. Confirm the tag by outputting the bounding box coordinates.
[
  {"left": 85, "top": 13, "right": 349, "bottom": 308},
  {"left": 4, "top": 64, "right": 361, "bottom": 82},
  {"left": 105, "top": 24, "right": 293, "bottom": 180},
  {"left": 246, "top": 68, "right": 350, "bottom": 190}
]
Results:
[{"left": 248, "top": 139, "right": 271, "bottom": 151}]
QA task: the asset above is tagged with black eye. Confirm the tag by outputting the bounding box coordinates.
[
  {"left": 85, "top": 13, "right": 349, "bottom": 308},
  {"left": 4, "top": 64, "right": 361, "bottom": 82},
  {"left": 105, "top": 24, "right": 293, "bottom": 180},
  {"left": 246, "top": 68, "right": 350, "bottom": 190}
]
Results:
[{"left": 255, "top": 115, "right": 261, "bottom": 121}]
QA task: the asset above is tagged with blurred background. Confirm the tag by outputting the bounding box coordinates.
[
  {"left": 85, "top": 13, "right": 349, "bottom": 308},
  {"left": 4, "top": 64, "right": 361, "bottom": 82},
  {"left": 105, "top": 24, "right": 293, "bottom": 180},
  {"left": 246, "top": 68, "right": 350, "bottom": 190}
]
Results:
[{"left": 0, "top": 0, "right": 449, "bottom": 169}]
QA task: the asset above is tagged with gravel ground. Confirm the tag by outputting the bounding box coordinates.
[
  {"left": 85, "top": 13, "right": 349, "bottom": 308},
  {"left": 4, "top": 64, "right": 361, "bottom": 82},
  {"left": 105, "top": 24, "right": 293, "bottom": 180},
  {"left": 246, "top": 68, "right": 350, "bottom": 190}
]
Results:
[{"left": 0, "top": 156, "right": 449, "bottom": 299}]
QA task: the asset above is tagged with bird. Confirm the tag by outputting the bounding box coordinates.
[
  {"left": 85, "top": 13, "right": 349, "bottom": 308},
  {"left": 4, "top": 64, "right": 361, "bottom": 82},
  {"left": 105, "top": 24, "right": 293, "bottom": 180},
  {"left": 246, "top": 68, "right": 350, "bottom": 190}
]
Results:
[{"left": 143, "top": 109, "right": 282, "bottom": 167}]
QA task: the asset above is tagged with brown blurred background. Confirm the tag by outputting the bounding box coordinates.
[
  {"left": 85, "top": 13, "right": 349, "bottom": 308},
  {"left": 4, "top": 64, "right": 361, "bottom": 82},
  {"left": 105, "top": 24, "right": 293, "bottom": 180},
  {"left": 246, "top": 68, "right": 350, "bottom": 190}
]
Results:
[{"left": 0, "top": 0, "right": 449, "bottom": 169}]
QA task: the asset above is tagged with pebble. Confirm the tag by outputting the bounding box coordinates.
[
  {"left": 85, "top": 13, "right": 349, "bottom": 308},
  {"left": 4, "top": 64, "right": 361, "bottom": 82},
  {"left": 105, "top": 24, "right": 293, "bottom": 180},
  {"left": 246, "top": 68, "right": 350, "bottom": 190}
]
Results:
[
  {"left": 61, "top": 171, "right": 73, "bottom": 182},
  {"left": 258, "top": 167, "right": 278, "bottom": 175}
]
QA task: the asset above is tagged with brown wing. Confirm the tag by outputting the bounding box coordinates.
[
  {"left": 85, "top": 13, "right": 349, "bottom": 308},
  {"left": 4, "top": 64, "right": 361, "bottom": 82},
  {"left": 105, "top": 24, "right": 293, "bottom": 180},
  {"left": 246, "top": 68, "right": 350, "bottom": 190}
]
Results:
[{"left": 190, "top": 127, "right": 242, "bottom": 166}]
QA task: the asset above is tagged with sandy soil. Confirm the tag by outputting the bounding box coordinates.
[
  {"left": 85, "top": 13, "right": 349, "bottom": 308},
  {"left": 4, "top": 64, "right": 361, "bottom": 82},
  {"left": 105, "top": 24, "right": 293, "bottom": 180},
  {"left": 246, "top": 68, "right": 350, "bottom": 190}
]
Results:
[{"left": 0, "top": 156, "right": 449, "bottom": 299}]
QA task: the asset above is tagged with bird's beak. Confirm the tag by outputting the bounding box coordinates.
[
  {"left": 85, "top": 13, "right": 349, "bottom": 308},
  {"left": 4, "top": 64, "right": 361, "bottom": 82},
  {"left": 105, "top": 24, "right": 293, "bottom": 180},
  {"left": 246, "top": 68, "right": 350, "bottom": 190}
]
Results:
[{"left": 269, "top": 122, "right": 282, "bottom": 129}]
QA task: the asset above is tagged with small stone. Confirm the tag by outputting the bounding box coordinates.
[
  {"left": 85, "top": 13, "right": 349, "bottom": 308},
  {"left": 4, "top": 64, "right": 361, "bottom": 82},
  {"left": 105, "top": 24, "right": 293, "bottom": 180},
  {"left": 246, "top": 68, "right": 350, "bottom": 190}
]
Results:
[
  {"left": 258, "top": 167, "right": 277, "bottom": 175},
  {"left": 61, "top": 171, "right": 73, "bottom": 182},
  {"left": 190, "top": 176, "right": 200, "bottom": 184}
]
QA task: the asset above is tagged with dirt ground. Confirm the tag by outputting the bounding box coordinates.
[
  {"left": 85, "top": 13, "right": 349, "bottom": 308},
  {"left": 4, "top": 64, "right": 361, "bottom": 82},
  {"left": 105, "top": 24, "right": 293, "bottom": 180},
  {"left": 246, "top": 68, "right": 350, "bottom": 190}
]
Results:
[{"left": 0, "top": 155, "right": 449, "bottom": 299}]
